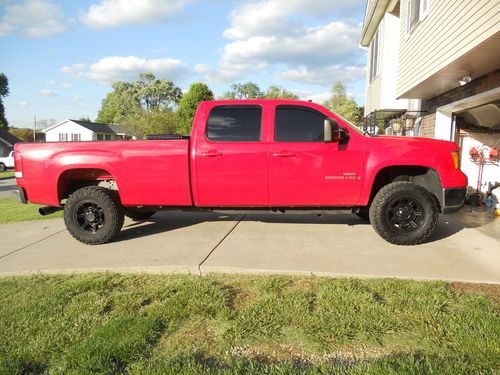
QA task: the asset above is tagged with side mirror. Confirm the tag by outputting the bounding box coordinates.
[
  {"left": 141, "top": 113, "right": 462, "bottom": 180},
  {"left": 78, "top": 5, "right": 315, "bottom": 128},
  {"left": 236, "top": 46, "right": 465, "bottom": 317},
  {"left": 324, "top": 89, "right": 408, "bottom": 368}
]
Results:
[
  {"left": 324, "top": 118, "right": 337, "bottom": 142},
  {"left": 324, "top": 118, "right": 344, "bottom": 143}
]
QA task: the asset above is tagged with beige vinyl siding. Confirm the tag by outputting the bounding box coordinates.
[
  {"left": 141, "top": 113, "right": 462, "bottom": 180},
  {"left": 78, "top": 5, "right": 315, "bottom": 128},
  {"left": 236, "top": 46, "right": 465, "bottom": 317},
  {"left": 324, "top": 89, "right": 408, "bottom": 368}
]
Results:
[
  {"left": 365, "top": 75, "right": 382, "bottom": 114},
  {"left": 397, "top": 0, "right": 500, "bottom": 97}
]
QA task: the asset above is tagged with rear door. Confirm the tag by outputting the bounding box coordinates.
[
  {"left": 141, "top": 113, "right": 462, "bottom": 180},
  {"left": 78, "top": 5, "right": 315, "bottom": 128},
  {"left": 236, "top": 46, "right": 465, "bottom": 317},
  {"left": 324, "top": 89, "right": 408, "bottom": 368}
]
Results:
[
  {"left": 194, "top": 104, "right": 269, "bottom": 207},
  {"left": 268, "top": 105, "right": 364, "bottom": 206}
]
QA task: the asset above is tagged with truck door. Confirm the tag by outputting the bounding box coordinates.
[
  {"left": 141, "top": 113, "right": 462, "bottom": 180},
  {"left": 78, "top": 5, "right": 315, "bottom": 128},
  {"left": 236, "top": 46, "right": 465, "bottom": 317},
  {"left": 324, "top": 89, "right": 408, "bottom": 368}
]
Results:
[
  {"left": 268, "top": 105, "right": 364, "bottom": 206},
  {"left": 194, "top": 105, "right": 269, "bottom": 206}
]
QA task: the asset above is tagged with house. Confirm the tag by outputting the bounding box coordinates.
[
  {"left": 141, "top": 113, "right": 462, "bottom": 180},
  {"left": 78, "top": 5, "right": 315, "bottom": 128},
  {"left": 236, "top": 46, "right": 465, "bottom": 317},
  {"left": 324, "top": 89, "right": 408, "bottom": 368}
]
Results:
[
  {"left": 0, "top": 128, "right": 21, "bottom": 157},
  {"left": 44, "top": 120, "right": 131, "bottom": 142},
  {"left": 360, "top": 0, "right": 500, "bottom": 192}
]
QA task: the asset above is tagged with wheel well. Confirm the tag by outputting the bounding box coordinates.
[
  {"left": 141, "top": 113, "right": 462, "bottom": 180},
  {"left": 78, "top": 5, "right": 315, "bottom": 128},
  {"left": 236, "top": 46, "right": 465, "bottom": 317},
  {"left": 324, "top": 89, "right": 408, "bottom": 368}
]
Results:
[
  {"left": 369, "top": 166, "right": 443, "bottom": 209},
  {"left": 57, "top": 168, "right": 117, "bottom": 203}
]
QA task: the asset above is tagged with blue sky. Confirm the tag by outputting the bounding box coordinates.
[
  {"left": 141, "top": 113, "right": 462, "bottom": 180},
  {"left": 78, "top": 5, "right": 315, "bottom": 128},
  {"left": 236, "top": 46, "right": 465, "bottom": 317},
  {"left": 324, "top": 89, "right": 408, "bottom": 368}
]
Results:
[{"left": 0, "top": 0, "right": 367, "bottom": 128}]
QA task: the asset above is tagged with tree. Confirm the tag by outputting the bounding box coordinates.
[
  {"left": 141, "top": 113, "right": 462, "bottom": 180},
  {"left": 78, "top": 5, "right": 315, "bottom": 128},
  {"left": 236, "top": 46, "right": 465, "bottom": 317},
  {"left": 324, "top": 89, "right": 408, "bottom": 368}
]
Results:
[
  {"left": 96, "top": 73, "right": 182, "bottom": 125},
  {"left": 325, "top": 81, "right": 362, "bottom": 126},
  {"left": 95, "top": 72, "right": 184, "bottom": 136},
  {"left": 263, "top": 85, "right": 299, "bottom": 99},
  {"left": 223, "top": 82, "right": 263, "bottom": 99},
  {"left": 0, "top": 73, "right": 9, "bottom": 129},
  {"left": 177, "top": 83, "right": 214, "bottom": 134}
]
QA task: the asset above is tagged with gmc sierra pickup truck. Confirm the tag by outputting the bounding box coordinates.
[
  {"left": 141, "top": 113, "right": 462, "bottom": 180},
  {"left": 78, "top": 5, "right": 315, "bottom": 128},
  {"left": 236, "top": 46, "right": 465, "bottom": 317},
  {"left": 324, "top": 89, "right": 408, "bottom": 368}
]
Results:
[{"left": 13, "top": 100, "right": 467, "bottom": 245}]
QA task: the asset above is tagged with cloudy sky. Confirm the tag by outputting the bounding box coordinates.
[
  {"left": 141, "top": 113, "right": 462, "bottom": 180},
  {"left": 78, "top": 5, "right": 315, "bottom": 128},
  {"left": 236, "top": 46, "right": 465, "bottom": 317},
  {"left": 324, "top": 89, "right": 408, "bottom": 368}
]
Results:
[{"left": 0, "top": 0, "right": 367, "bottom": 128}]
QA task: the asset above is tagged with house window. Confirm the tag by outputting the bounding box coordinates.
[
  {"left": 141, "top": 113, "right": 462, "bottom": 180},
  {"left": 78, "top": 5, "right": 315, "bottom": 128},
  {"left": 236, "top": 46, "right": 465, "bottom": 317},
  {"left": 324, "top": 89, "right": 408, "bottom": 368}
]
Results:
[
  {"left": 105, "top": 134, "right": 112, "bottom": 140},
  {"left": 369, "top": 26, "right": 381, "bottom": 82},
  {"left": 97, "top": 134, "right": 104, "bottom": 140},
  {"left": 58, "top": 133, "right": 68, "bottom": 142},
  {"left": 408, "top": 0, "right": 430, "bottom": 33},
  {"left": 72, "top": 133, "right": 81, "bottom": 142}
]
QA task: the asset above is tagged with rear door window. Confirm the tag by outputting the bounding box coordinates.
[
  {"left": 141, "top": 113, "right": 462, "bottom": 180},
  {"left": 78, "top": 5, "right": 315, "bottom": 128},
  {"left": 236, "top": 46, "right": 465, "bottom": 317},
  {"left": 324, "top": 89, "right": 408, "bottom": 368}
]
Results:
[{"left": 206, "top": 106, "right": 262, "bottom": 142}]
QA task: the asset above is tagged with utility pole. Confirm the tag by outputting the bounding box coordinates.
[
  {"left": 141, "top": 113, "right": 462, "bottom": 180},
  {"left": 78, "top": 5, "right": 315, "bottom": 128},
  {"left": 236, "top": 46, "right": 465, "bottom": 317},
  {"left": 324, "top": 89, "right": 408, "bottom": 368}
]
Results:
[{"left": 34, "top": 116, "right": 36, "bottom": 143}]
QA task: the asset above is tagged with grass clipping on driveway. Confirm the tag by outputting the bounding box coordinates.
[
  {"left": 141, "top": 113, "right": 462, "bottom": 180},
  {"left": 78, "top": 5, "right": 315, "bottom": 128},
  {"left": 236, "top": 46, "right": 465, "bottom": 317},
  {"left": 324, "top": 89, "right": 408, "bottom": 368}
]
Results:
[{"left": 0, "top": 274, "right": 498, "bottom": 374}]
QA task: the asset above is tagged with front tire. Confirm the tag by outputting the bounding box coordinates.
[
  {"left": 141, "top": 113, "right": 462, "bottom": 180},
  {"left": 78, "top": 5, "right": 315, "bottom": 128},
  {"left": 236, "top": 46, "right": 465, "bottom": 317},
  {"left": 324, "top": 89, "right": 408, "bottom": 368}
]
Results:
[
  {"left": 369, "top": 182, "right": 439, "bottom": 245},
  {"left": 64, "top": 186, "right": 124, "bottom": 245}
]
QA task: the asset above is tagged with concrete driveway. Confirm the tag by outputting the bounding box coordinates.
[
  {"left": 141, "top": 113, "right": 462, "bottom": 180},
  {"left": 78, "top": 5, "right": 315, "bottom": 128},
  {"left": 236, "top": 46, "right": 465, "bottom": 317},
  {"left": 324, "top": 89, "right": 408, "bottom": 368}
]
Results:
[
  {"left": 0, "top": 177, "right": 15, "bottom": 199},
  {"left": 0, "top": 208, "right": 498, "bottom": 283}
]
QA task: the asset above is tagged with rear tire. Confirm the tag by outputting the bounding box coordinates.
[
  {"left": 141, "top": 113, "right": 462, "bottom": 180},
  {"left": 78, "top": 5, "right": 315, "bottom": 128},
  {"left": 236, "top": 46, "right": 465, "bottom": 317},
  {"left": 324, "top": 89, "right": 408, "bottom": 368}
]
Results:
[
  {"left": 369, "top": 182, "right": 439, "bottom": 245},
  {"left": 64, "top": 186, "right": 124, "bottom": 245},
  {"left": 0, "top": 163, "right": 6, "bottom": 172},
  {"left": 125, "top": 210, "right": 156, "bottom": 221}
]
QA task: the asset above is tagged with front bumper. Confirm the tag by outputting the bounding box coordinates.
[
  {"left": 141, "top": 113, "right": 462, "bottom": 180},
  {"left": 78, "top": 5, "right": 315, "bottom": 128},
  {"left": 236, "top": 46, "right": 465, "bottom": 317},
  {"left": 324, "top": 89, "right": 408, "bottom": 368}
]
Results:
[
  {"left": 12, "top": 186, "right": 27, "bottom": 204},
  {"left": 442, "top": 187, "right": 467, "bottom": 213}
]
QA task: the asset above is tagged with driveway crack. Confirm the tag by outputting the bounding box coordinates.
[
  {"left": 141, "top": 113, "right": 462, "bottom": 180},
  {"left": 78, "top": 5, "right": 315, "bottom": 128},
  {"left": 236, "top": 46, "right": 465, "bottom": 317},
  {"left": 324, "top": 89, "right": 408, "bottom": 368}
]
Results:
[
  {"left": 198, "top": 214, "right": 246, "bottom": 275},
  {"left": 0, "top": 229, "right": 66, "bottom": 260}
]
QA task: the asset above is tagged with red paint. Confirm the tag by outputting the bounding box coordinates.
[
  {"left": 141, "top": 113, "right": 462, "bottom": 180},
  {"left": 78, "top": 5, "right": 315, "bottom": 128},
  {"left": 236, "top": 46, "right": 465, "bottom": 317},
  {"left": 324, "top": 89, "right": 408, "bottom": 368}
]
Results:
[{"left": 15, "top": 100, "right": 467, "bottom": 208}]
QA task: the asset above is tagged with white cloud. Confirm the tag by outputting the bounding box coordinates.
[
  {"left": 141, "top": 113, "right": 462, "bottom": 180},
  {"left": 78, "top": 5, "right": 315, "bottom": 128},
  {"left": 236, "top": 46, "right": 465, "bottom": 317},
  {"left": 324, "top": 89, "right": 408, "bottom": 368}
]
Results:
[
  {"left": 44, "top": 79, "right": 56, "bottom": 85},
  {"left": 278, "top": 65, "right": 366, "bottom": 86},
  {"left": 61, "top": 63, "right": 86, "bottom": 78},
  {"left": 197, "top": 0, "right": 366, "bottom": 86},
  {"left": 61, "top": 83, "right": 73, "bottom": 89},
  {"left": 79, "top": 0, "right": 193, "bottom": 29},
  {"left": 39, "top": 89, "right": 58, "bottom": 97},
  {"left": 15, "top": 100, "right": 30, "bottom": 107},
  {"left": 0, "top": 0, "right": 69, "bottom": 37},
  {"left": 224, "top": 0, "right": 364, "bottom": 40},
  {"left": 62, "top": 56, "right": 190, "bottom": 84}
]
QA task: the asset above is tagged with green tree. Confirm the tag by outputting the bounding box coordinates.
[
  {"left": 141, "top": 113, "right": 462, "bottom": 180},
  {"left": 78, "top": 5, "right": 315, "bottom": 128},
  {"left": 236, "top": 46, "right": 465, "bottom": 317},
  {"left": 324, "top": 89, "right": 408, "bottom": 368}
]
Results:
[
  {"left": 263, "top": 85, "right": 299, "bottom": 99},
  {"left": 0, "top": 73, "right": 9, "bottom": 129},
  {"left": 325, "top": 81, "right": 362, "bottom": 126},
  {"left": 96, "top": 73, "right": 183, "bottom": 136},
  {"left": 177, "top": 83, "right": 214, "bottom": 134},
  {"left": 223, "top": 82, "right": 263, "bottom": 99}
]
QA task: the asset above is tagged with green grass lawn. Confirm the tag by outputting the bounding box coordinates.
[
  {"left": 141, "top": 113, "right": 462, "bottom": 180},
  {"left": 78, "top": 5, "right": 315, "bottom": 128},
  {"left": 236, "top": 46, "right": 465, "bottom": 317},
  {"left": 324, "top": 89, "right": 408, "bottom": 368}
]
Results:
[
  {"left": 0, "top": 170, "right": 14, "bottom": 179},
  {"left": 0, "top": 273, "right": 498, "bottom": 374},
  {"left": 0, "top": 197, "right": 63, "bottom": 224}
]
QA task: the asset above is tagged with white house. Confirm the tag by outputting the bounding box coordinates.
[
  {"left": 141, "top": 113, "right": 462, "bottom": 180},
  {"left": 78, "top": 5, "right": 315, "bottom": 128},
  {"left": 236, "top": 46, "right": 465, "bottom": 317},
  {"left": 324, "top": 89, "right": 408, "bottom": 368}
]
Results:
[
  {"left": 0, "top": 128, "right": 21, "bottom": 157},
  {"left": 360, "top": 0, "right": 500, "bottom": 192},
  {"left": 44, "top": 120, "right": 131, "bottom": 142}
]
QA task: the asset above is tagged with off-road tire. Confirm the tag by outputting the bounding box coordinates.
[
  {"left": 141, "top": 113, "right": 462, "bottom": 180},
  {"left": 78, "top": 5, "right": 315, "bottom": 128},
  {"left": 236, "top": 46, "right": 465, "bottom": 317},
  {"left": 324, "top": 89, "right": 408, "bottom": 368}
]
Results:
[
  {"left": 64, "top": 186, "right": 124, "bottom": 245},
  {"left": 0, "top": 163, "right": 6, "bottom": 172},
  {"left": 369, "top": 182, "right": 439, "bottom": 245},
  {"left": 125, "top": 210, "right": 156, "bottom": 221}
]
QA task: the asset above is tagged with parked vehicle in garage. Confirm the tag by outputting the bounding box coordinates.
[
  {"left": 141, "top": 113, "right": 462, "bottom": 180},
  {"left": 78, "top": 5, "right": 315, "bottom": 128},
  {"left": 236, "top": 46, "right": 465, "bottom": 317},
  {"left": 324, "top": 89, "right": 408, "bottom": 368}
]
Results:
[
  {"left": 0, "top": 151, "right": 14, "bottom": 172},
  {"left": 13, "top": 100, "right": 467, "bottom": 245}
]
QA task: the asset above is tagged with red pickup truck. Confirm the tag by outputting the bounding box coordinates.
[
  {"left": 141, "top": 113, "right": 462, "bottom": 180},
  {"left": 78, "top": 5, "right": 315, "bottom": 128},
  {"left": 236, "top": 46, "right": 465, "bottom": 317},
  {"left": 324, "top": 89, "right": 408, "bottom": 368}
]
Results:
[{"left": 13, "top": 100, "right": 467, "bottom": 245}]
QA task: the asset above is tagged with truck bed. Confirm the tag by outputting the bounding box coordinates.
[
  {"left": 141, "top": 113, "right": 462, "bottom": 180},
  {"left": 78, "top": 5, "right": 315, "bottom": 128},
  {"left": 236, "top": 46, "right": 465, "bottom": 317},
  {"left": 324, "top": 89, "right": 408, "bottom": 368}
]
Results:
[{"left": 15, "top": 140, "right": 192, "bottom": 207}]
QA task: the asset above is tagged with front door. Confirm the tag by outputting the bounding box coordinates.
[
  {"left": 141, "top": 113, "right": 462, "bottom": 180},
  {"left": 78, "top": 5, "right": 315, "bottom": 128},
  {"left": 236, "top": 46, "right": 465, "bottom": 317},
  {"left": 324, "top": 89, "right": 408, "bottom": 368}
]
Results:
[{"left": 268, "top": 105, "right": 364, "bottom": 206}]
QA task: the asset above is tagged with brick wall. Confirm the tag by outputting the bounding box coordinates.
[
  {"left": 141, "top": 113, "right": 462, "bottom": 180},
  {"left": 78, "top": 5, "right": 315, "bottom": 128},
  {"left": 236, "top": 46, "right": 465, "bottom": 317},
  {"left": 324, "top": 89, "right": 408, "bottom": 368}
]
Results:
[{"left": 417, "top": 113, "right": 436, "bottom": 138}]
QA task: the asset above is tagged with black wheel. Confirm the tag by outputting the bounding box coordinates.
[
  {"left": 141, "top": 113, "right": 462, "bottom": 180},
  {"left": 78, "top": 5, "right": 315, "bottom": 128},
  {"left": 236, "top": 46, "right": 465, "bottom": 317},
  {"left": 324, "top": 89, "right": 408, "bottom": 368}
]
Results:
[
  {"left": 125, "top": 210, "right": 156, "bottom": 221},
  {"left": 369, "top": 182, "right": 439, "bottom": 245},
  {"left": 0, "top": 163, "right": 6, "bottom": 172},
  {"left": 64, "top": 186, "right": 124, "bottom": 245},
  {"left": 355, "top": 208, "right": 370, "bottom": 222}
]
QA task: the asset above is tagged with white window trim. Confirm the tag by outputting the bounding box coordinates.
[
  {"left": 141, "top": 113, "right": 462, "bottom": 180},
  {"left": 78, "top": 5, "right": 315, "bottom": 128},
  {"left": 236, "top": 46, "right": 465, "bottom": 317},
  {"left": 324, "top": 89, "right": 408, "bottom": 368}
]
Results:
[
  {"left": 406, "top": 0, "right": 430, "bottom": 37},
  {"left": 369, "top": 21, "right": 383, "bottom": 83}
]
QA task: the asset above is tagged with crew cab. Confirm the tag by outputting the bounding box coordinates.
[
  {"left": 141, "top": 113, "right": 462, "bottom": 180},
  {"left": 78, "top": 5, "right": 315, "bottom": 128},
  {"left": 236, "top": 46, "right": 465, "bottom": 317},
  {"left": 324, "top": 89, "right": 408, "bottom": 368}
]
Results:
[
  {"left": 0, "top": 150, "right": 14, "bottom": 172},
  {"left": 13, "top": 100, "right": 467, "bottom": 245}
]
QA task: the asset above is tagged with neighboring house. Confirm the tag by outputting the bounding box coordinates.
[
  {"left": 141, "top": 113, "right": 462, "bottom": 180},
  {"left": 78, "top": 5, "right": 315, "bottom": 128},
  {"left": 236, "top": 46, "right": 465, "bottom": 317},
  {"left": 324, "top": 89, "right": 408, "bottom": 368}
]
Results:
[
  {"left": 44, "top": 120, "right": 131, "bottom": 142},
  {"left": 0, "top": 128, "right": 21, "bottom": 157},
  {"left": 360, "top": 0, "right": 500, "bottom": 192}
]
